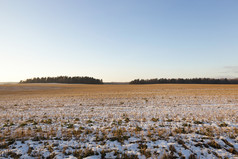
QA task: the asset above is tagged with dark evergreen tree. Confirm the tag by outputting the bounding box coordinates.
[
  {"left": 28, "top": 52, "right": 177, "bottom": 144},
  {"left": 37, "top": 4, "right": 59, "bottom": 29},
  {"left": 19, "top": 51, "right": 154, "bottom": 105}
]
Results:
[
  {"left": 129, "top": 78, "right": 238, "bottom": 84},
  {"left": 20, "top": 76, "right": 103, "bottom": 84}
]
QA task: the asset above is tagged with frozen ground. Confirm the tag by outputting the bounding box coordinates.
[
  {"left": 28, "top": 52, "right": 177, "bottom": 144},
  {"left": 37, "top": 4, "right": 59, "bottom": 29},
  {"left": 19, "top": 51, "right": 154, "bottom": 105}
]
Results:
[{"left": 0, "top": 84, "right": 238, "bottom": 158}]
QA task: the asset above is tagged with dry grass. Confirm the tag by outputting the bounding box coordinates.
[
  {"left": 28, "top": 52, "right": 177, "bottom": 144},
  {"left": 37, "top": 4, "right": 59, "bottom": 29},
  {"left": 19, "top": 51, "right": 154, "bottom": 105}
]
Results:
[
  {"left": 0, "top": 84, "right": 238, "bottom": 158},
  {"left": 1, "top": 83, "right": 238, "bottom": 97}
]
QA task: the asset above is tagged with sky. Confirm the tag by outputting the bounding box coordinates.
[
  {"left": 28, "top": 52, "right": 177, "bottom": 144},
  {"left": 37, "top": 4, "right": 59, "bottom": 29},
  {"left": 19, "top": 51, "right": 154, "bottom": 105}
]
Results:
[{"left": 0, "top": 0, "right": 238, "bottom": 82}]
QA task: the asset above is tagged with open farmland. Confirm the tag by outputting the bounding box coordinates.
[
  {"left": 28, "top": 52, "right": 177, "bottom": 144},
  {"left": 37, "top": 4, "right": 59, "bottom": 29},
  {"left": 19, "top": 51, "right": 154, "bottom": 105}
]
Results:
[{"left": 0, "top": 84, "right": 238, "bottom": 159}]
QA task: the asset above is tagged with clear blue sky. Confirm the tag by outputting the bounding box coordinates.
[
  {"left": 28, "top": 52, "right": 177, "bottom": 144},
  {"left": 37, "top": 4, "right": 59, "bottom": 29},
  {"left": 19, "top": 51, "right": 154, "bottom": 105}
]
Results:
[{"left": 1, "top": 0, "right": 238, "bottom": 82}]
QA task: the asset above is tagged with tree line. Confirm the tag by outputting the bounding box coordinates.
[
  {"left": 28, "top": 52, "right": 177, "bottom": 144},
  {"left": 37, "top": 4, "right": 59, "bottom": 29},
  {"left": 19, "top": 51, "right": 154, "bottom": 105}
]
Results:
[
  {"left": 130, "top": 78, "right": 238, "bottom": 84},
  {"left": 20, "top": 76, "right": 103, "bottom": 84}
]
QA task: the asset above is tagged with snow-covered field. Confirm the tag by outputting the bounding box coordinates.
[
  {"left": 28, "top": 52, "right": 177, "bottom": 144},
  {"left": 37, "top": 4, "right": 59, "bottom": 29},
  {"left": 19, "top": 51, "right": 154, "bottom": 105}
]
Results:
[{"left": 0, "top": 84, "right": 238, "bottom": 159}]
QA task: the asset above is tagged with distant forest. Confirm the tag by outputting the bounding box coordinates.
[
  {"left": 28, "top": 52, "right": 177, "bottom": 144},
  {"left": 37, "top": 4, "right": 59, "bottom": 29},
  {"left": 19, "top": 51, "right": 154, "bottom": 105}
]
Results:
[
  {"left": 20, "top": 76, "right": 103, "bottom": 84},
  {"left": 130, "top": 78, "right": 238, "bottom": 84}
]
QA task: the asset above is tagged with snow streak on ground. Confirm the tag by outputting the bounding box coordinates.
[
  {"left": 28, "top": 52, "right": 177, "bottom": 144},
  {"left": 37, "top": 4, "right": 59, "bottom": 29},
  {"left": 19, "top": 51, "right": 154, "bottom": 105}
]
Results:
[{"left": 0, "top": 84, "right": 238, "bottom": 158}]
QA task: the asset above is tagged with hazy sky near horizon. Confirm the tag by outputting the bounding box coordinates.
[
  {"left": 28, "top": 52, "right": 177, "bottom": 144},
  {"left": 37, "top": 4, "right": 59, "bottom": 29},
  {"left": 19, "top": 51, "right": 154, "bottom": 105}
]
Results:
[{"left": 1, "top": 0, "right": 238, "bottom": 82}]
